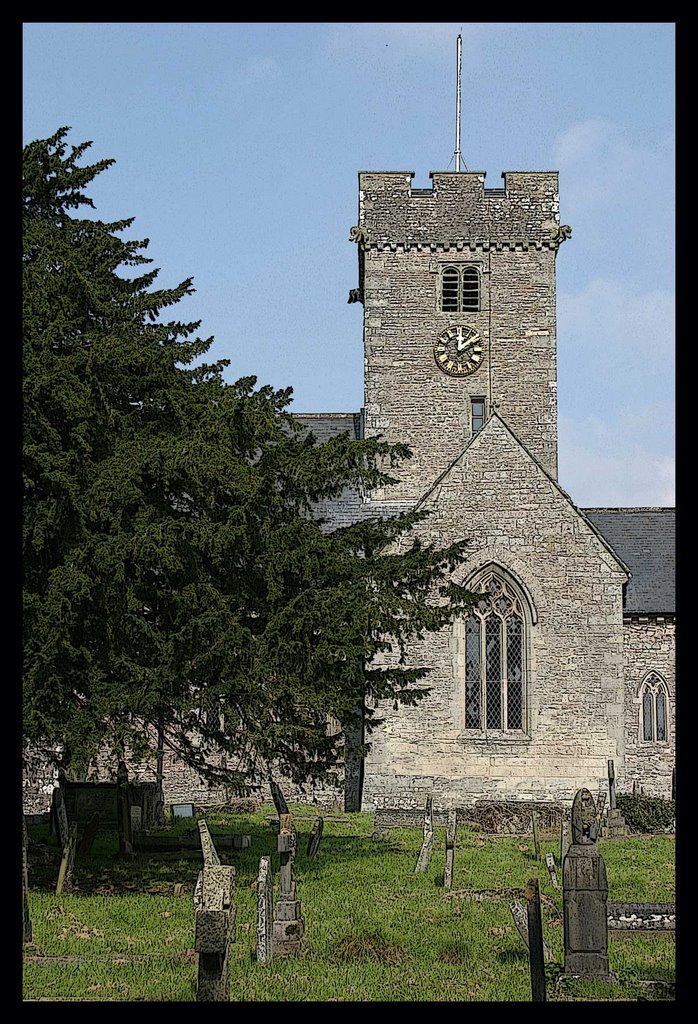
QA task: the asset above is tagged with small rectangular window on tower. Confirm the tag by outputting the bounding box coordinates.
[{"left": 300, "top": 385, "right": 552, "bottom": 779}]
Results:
[{"left": 472, "top": 398, "right": 485, "bottom": 435}]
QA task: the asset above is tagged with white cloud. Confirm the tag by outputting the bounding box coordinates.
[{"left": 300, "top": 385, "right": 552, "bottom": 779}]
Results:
[
  {"left": 558, "top": 277, "right": 675, "bottom": 361},
  {"left": 553, "top": 118, "right": 674, "bottom": 214},
  {"left": 558, "top": 417, "right": 674, "bottom": 507}
]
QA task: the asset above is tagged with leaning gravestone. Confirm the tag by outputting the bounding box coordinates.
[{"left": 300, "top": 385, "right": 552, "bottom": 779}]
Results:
[
  {"left": 307, "top": 816, "right": 324, "bottom": 859},
  {"left": 508, "top": 899, "right": 554, "bottom": 964},
  {"left": 560, "top": 815, "right": 572, "bottom": 866},
  {"left": 56, "top": 822, "right": 78, "bottom": 895},
  {"left": 531, "top": 809, "right": 541, "bottom": 860},
  {"left": 604, "top": 760, "right": 629, "bottom": 837},
  {"left": 256, "top": 855, "right": 273, "bottom": 966},
  {"left": 272, "top": 813, "right": 305, "bottom": 956},
  {"left": 52, "top": 786, "right": 70, "bottom": 849},
  {"left": 560, "top": 788, "right": 616, "bottom": 983},
  {"left": 545, "top": 852, "right": 559, "bottom": 889},
  {"left": 443, "top": 809, "right": 457, "bottom": 889},
  {"left": 194, "top": 823, "right": 236, "bottom": 1001},
  {"left": 270, "top": 780, "right": 289, "bottom": 817},
  {"left": 414, "top": 796, "right": 434, "bottom": 873}
]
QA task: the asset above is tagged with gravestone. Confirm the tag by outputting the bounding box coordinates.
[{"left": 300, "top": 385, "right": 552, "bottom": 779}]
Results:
[
  {"left": 56, "top": 822, "right": 78, "bottom": 895},
  {"left": 52, "top": 786, "right": 70, "bottom": 849},
  {"left": 414, "top": 796, "right": 434, "bottom": 873},
  {"left": 508, "top": 900, "right": 554, "bottom": 963},
  {"left": 256, "top": 855, "right": 274, "bottom": 966},
  {"left": 595, "top": 791, "right": 606, "bottom": 836},
  {"left": 560, "top": 788, "right": 616, "bottom": 982},
  {"left": 307, "top": 817, "right": 324, "bottom": 859},
  {"left": 560, "top": 815, "right": 572, "bottom": 866},
  {"left": 116, "top": 760, "right": 133, "bottom": 856},
  {"left": 194, "top": 826, "right": 236, "bottom": 1001},
  {"left": 531, "top": 809, "right": 541, "bottom": 860},
  {"left": 545, "top": 852, "right": 559, "bottom": 889},
  {"left": 23, "top": 818, "right": 32, "bottom": 944},
  {"left": 270, "top": 780, "right": 289, "bottom": 817},
  {"left": 604, "top": 760, "right": 629, "bottom": 837},
  {"left": 78, "top": 813, "right": 100, "bottom": 857},
  {"left": 272, "top": 813, "right": 305, "bottom": 956},
  {"left": 443, "top": 809, "right": 457, "bottom": 889},
  {"left": 526, "top": 878, "right": 547, "bottom": 1002}
]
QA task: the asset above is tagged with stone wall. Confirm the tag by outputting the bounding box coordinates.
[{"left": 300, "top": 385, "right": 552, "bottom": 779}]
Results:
[{"left": 622, "top": 618, "right": 675, "bottom": 798}]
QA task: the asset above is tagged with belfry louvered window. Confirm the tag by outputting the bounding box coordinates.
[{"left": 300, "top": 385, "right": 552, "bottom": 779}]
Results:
[
  {"left": 640, "top": 672, "right": 669, "bottom": 742},
  {"left": 441, "top": 265, "right": 479, "bottom": 312},
  {"left": 464, "top": 570, "right": 526, "bottom": 732}
]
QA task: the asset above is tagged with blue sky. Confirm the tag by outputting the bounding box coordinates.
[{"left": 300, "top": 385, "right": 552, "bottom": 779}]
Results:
[{"left": 23, "top": 22, "right": 675, "bottom": 507}]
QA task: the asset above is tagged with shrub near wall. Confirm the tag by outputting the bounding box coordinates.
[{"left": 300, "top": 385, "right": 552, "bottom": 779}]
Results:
[{"left": 616, "top": 794, "right": 675, "bottom": 833}]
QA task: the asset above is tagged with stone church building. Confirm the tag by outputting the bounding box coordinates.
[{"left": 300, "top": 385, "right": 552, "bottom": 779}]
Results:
[
  {"left": 296, "top": 167, "right": 675, "bottom": 810},
  {"left": 22, "top": 164, "right": 675, "bottom": 816}
]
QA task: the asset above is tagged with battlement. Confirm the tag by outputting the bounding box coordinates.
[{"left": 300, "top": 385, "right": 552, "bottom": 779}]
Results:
[{"left": 358, "top": 170, "right": 560, "bottom": 247}]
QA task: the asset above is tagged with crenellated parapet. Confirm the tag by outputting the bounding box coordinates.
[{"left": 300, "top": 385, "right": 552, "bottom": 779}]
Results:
[{"left": 358, "top": 170, "right": 564, "bottom": 250}]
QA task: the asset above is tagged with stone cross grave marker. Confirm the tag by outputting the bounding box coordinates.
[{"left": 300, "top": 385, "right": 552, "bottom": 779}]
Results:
[
  {"left": 256, "top": 855, "right": 273, "bottom": 966},
  {"left": 508, "top": 899, "right": 554, "bottom": 964},
  {"left": 307, "top": 816, "right": 324, "bottom": 859},
  {"left": 56, "top": 822, "right": 78, "bottom": 895},
  {"left": 443, "top": 809, "right": 457, "bottom": 889},
  {"left": 560, "top": 788, "right": 616, "bottom": 983},
  {"left": 23, "top": 817, "right": 32, "bottom": 945},
  {"left": 414, "top": 796, "right": 434, "bottom": 873},
  {"left": 525, "top": 878, "right": 547, "bottom": 1002},
  {"left": 545, "top": 852, "right": 559, "bottom": 889},
  {"left": 531, "top": 809, "right": 541, "bottom": 860},
  {"left": 604, "top": 760, "right": 629, "bottom": 838},
  {"left": 272, "top": 813, "right": 305, "bottom": 956},
  {"left": 194, "top": 825, "right": 236, "bottom": 1001}
]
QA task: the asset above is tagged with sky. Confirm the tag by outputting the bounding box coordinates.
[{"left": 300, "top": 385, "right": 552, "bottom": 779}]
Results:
[{"left": 22, "top": 22, "right": 675, "bottom": 507}]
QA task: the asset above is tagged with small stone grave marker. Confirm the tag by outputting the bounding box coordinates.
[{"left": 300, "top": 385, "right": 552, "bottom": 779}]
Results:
[
  {"left": 443, "top": 809, "right": 457, "bottom": 889},
  {"left": 56, "top": 822, "right": 78, "bottom": 895},
  {"left": 545, "top": 852, "right": 559, "bottom": 888},
  {"left": 531, "top": 809, "right": 541, "bottom": 860},
  {"left": 525, "top": 878, "right": 547, "bottom": 1002},
  {"left": 508, "top": 899, "right": 554, "bottom": 963},
  {"left": 256, "top": 855, "right": 273, "bottom": 966},
  {"left": 307, "top": 817, "right": 324, "bottom": 859},
  {"left": 414, "top": 796, "right": 434, "bottom": 873}
]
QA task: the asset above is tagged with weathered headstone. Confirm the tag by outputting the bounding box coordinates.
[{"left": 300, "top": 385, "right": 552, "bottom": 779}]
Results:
[
  {"left": 78, "top": 813, "right": 100, "bottom": 857},
  {"left": 116, "top": 760, "right": 133, "bottom": 856},
  {"left": 560, "top": 788, "right": 616, "bottom": 983},
  {"left": 545, "top": 852, "right": 559, "bottom": 889},
  {"left": 443, "top": 809, "right": 457, "bottom": 889},
  {"left": 270, "top": 780, "right": 289, "bottom": 817},
  {"left": 23, "top": 818, "right": 32, "bottom": 944},
  {"left": 307, "top": 816, "right": 324, "bottom": 859},
  {"left": 560, "top": 815, "right": 572, "bottom": 866},
  {"left": 53, "top": 786, "right": 70, "bottom": 849},
  {"left": 526, "top": 878, "right": 547, "bottom": 1002},
  {"left": 272, "top": 813, "right": 305, "bottom": 956},
  {"left": 194, "top": 828, "right": 236, "bottom": 1001},
  {"left": 595, "top": 791, "right": 606, "bottom": 835},
  {"left": 256, "top": 855, "right": 274, "bottom": 966},
  {"left": 604, "top": 760, "right": 629, "bottom": 837},
  {"left": 56, "top": 822, "right": 78, "bottom": 895},
  {"left": 508, "top": 899, "right": 554, "bottom": 963},
  {"left": 414, "top": 796, "right": 434, "bottom": 873},
  {"left": 531, "top": 809, "right": 541, "bottom": 861}
]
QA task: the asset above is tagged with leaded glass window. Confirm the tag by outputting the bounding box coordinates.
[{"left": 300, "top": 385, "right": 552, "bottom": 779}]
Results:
[
  {"left": 640, "top": 672, "right": 669, "bottom": 743},
  {"left": 463, "top": 570, "right": 527, "bottom": 732}
]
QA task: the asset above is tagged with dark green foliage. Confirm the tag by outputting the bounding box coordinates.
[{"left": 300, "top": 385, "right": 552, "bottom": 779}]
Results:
[
  {"left": 23, "top": 129, "right": 477, "bottom": 790},
  {"left": 615, "top": 795, "right": 675, "bottom": 834}
]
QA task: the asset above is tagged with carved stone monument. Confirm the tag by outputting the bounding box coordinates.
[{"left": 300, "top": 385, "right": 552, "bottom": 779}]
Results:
[
  {"left": 256, "top": 855, "right": 273, "bottom": 966},
  {"left": 443, "top": 809, "right": 457, "bottom": 889},
  {"left": 194, "top": 822, "right": 236, "bottom": 1001},
  {"left": 560, "top": 788, "right": 616, "bottom": 982},
  {"left": 272, "top": 813, "right": 305, "bottom": 956},
  {"left": 414, "top": 796, "right": 434, "bottom": 873},
  {"left": 604, "top": 760, "right": 629, "bottom": 838}
]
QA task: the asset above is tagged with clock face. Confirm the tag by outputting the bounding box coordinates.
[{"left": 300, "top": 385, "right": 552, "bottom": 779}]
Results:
[{"left": 434, "top": 324, "right": 483, "bottom": 377}]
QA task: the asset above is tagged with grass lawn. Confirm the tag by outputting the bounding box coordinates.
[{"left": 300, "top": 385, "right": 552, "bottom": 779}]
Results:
[{"left": 23, "top": 805, "right": 675, "bottom": 1002}]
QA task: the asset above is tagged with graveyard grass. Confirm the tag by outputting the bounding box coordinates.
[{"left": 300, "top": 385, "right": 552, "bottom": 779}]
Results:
[{"left": 23, "top": 807, "right": 675, "bottom": 1002}]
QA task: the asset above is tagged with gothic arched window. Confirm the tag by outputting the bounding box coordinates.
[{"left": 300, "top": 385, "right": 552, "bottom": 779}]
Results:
[
  {"left": 441, "top": 265, "right": 480, "bottom": 313},
  {"left": 464, "top": 569, "right": 527, "bottom": 732},
  {"left": 640, "top": 672, "right": 669, "bottom": 743}
]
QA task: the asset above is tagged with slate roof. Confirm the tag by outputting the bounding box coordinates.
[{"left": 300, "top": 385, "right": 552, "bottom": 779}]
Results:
[{"left": 582, "top": 508, "right": 675, "bottom": 615}]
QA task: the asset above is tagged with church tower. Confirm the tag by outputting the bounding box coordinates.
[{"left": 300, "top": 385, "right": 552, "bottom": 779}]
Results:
[{"left": 354, "top": 170, "right": 567, "bottom": 501}]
